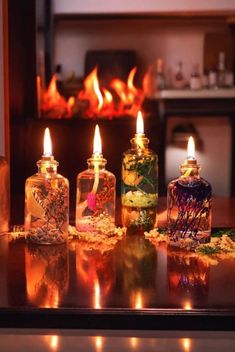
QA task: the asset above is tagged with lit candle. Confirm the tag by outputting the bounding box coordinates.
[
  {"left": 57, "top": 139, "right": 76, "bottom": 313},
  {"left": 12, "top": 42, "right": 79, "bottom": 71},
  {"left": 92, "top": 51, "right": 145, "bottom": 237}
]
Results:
[
  {"left": 135, "top": 110, "right": 145, "bottom": 149},
  {"left": 183, "top": 136, "right": 197, "bottom": 176},
  {"left": 25, "top": 127, "right": 69, "bottom": 244}
]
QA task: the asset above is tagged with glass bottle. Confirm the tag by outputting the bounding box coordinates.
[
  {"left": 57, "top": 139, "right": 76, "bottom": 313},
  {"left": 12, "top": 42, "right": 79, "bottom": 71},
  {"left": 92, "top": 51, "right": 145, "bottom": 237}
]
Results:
[
  {"left": 190, "top": 64, "right": 202, "bottom": 90},
  {"left": 76, "top": 125, "right": 116, "bottom": 233},
  {"left": 156, "top": 58, "right": 166, "bottom": 90},
  {"left": 121, "top": 112, "right": 158, "bottom": 232},
  {"left": 167, "top": 137, "right": 212, "bottom": 248},
  {"left": 172, "top": 61, "right": 187, "bottom": 89},
  {"left": 0, "top": 156, "right": 9, "bottom": 233},
  {"left": 25, "top": 129, "right": 69, "bottom": 244}
]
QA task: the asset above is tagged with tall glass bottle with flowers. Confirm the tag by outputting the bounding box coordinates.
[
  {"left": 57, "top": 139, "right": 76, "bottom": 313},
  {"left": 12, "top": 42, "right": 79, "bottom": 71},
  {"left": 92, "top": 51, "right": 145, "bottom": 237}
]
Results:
[
  {"left": 121, "top": 111, "right": 158, "bottom": 232},
  {"left": 167, "top": 137, "right": 212, "bottom": 248},
  {"left": 25, "top": 128, "right": 69, "bottom": 244},
  {"left": 76, "top": 125, "right": 116, "bottom": 234}
]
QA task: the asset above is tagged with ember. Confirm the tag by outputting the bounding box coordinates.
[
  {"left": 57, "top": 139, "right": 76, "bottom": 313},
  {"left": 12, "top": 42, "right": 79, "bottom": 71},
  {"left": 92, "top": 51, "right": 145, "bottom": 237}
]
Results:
[{"left": 41, "top": 66, "right": 144, "bottom": 119}]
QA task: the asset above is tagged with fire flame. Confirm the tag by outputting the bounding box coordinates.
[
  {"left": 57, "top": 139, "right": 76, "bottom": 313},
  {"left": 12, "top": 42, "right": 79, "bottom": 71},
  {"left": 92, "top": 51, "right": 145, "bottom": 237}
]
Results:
[
  {"left": 41, "top": 66, "right": 143, "bottom": 119},
  {"left": 94, "top": 279, "right": 101, "bottom": 309},
  {"left": 93, "top": 124, "right": 102, "bottom": 155},
  {"left": 136, "top": 110, "right": 144, "bottom": 134},
  {"left": 43, "top": 127, "right": 52, "bottom": 156},
  {"left": 187, "top": 136, "right": 195, "bottom": 159}
]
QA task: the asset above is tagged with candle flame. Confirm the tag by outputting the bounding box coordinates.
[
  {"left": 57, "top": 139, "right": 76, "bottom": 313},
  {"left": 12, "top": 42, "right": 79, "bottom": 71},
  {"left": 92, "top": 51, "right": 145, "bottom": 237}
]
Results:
[
  {"left": 43, "top": 127, "right": 52, "bottom": 156},
  {"left": 187, "top": 136, "right": 195, "bottom": 159},
  {"left": 93, "top": 124, "right": 102, "bottom": 156},
  {"left": 136, "top": 110, "right": 144, "bottom": 134}
]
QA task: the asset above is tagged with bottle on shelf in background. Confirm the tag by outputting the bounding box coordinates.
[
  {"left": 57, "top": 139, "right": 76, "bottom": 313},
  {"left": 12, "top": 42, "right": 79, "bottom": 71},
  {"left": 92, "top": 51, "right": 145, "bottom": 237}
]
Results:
[
  {"left": 217, "top": 52, "right": 226, "bottom": 88},
  {"left": 172, "top": 61, "right": 187, "bottom": 89},
  {"left": 190, "top": 64, "right": 202, "bottom": 90},
  {"left": 155, "top": 58, "right": 166, "bottom": 90}
]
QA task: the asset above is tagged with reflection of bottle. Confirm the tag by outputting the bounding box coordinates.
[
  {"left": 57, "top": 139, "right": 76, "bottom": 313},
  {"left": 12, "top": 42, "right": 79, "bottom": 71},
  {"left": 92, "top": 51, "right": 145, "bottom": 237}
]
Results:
[
  {"left": 121, "top": 112, "right": 158, "bottom": 232},
  {"left": 76, "top": 125, "right": 115, "bottom": 233},
  {"left": 25, "top": 244, "right": 68, "bottom": 307},
  {"left": 0, "top": 157, "right": 9, "bottom": 233},
  {"left": 167, "top": 248, "right": 209, "bottom": 306},
  {"left": 115, "top": 235, "right": 157, "bottom": 307},
  {"left": 167, "top": 139, "right": 212, "bottom": 248}
]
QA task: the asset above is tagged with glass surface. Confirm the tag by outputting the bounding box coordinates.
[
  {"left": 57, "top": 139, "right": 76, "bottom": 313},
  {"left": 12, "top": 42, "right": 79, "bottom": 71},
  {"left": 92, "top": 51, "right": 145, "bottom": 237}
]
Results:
[{"left": 1, "top": 230, "right": 235, "bottom": 311}]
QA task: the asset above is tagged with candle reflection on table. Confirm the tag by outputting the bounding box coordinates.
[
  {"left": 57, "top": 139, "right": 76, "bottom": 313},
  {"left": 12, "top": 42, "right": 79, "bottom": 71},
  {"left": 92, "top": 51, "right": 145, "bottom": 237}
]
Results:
[
  {"left": 94, "top": 336, "right": 103, "bottom": 352},
  {"left": 181, "top": 338, "right": 192, "bottom": 352}
]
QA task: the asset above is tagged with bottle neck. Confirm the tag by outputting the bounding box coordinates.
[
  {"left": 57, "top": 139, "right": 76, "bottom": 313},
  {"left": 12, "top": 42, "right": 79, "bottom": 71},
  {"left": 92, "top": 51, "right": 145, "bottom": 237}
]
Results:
[
  {"left": 87, "top": 154, "right": 107, "bottom": 171},
  {"left": 37, "top": 156, "right": 58, "bottom": 174},
  {"left": 179, "top": 159, "right": 200, "bottom": 179},
  {"left": 131, "top": 134, "right": 149, "bottom": 152}
]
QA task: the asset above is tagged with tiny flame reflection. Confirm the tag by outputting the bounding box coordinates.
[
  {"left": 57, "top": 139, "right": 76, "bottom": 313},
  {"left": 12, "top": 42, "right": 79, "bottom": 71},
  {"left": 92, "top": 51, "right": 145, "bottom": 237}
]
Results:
[
  {"left": 187, "top": 136, "right": 195, "bottom": 159},
  {"left": 134, "top": 291, "right": 143, "bottom": 309},
  {"left": 93, "top": 124, "right": 102, "bottom": 156},
  {"left": 181, "top": 338, "right": 191, "bottom": 352},
  {"left": 183, "top": 300, "right": 192, "bottom": 310},
  {"left": 94, "top": 280, "right": 101, "bottom": 309},
  {"left": 136, "top": 111, "right": 144, "bottom": 134},
  {"left": 95, "top": 336, "right": 103, "bottom": 351},
  {"left": 43, "top": 127, "right": 52, "bottom": 156},
  {"left": 50, "top": 336, "right": 58, "bottom": 350},
  {"left": 130, "top": 337, "right": 138, "bottom": 349}
]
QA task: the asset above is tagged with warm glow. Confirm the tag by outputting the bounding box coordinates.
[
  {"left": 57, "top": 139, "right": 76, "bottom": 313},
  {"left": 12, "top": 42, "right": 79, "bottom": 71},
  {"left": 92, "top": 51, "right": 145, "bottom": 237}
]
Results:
[
  {"left": 181, "top": 338, "right": 191, "bottom": 352},
  {"left": 94, "top": 279, "right": 101, "bottom": 309},
  {"left": 136, "top": 110, "right": 144, "bottom": 134},
  {"left": 103, "top": 88, "right": 113, "bottom": 104},
  {"left": 95, "top": 336, "right": 103, "bottom": 351},
  {"left": 67, "top": 96, "right": 75, "bottom": 116},
  {"left": 134, "top": 291, "right": 143, "bottom": 309},
  {"left": 50, "top": 336, "right": 58, "bottom": 350},
  {"left": 187, "top": 136, "right": 195, "bottom": 159},
  {"left": 93, "top": 124, "right": 102, "bottom": 156},
  {"left": 130, "top": 337, "right": 139, "bottom": 349},
  {"left": 43, "top": 127, "right": 52, "bottom": 156},
  {"left": 183, "top": 300, "right": 192, "bottom": 310}
]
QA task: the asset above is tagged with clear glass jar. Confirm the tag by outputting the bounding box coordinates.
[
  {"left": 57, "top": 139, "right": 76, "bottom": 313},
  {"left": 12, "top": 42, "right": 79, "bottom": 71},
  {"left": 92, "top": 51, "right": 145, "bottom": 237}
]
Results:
[
  {"left": 121, "top": 135, "right": 158, "bottom": 232},
  {"left": 0, "top": 157, "right": 9, "bottom": 233},
  {"left": 167, "top": 161, "right": 212, "bottom": 248},
  {"left": 76, "top": 156, "right": 116, "bottom": 233},
  {"left": 25, "top": 156, "right": 69, "bottom": 244}
]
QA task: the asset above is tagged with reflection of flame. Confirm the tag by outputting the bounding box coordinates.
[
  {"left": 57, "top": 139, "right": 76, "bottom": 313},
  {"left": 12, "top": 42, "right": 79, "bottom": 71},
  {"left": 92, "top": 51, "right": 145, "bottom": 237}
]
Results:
[
  {"left": 94, "top": 280, "right": 101, "bottom": 309},
  {"left": 130, "top": 337, "right": 138, "bottom": 349},
  {"left": 132, "top": 291, "right": 143, "bottom": 309},
  {"left": 181, "top": 338, "right": 191, "bottom": 352},
  {"left": 95, "top": 336, "right": 103, "bottom": 351},
  {"left": 51, "top": 336, "right": 58, "bottom": 350},
  {"left": 183, "top": 300, "right": 192, "bottom": 310}
]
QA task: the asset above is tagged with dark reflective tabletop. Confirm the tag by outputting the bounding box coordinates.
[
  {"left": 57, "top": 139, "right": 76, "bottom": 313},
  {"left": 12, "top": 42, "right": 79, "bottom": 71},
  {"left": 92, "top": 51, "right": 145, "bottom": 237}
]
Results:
[{"left": 1, "top": 230, "right": 235, "bottom": 329}]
